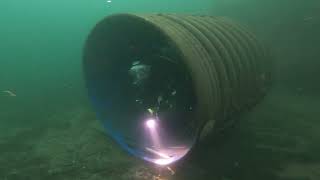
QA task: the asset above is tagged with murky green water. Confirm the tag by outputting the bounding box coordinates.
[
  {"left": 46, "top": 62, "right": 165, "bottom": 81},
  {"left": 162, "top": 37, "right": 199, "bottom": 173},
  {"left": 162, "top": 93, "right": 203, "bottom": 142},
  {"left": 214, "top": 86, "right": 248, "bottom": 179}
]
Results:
[{"left": 1, "top": 0, "right": 320, "bottom": 179}]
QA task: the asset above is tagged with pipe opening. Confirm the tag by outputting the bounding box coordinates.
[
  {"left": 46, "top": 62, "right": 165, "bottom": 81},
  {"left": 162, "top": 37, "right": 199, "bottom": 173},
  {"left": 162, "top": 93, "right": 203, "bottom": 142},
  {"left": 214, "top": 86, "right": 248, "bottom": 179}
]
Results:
[{"left": 83, "top": 14, "right": 197, "bottom": 165}]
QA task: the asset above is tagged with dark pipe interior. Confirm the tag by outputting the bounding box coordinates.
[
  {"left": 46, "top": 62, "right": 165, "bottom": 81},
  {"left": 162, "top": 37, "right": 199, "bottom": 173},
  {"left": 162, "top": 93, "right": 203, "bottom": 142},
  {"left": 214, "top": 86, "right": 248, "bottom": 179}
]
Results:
[{"left": 83, "top": 15, "right": 197, "bottom": 165}]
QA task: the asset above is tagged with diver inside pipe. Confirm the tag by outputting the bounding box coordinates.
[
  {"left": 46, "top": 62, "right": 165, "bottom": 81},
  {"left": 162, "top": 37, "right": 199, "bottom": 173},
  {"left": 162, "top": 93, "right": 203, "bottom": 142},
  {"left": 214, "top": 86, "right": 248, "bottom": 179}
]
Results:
[
  {"left": 83, "top": 15, "right": 198, "bottom": 165},
  {"left": 84, "top": 13, "right": 271, "bottom": 168}
]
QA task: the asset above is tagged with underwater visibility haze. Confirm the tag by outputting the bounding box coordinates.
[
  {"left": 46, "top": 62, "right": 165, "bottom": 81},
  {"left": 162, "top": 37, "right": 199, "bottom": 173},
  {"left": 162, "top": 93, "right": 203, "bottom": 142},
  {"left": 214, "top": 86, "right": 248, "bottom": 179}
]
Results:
[{"left": 1, "top": 0, "right": 320, "bottom": 179}]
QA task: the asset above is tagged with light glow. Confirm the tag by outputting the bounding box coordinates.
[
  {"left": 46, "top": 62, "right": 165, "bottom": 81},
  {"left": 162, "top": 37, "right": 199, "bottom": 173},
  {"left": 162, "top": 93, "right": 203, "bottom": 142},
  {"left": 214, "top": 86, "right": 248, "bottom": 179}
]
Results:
[
  {"left": 142, "top": 118, "right": 193, "bottom": 166},
  {"left": 143, "top": 146, "right": 190, "bottom": 166},
  {"left": 145, "top": 147, "right": 171, "bottom": 159},
  {"left": 145, "top": 119, "right": 156, "bottom": 129},
  {"left": 155, "top": 158, "right": 175, "bottom": 166}
]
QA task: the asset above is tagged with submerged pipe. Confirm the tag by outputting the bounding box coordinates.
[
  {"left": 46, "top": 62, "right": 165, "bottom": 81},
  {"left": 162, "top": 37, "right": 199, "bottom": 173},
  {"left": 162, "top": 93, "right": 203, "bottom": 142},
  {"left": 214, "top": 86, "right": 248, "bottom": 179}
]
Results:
[{"left": 83, "top": 13, "right": 272, "bottom": 166}]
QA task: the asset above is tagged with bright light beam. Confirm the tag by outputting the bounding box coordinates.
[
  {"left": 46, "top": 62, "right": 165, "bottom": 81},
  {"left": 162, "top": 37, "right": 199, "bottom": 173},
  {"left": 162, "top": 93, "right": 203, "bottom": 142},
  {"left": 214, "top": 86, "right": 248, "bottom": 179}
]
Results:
[
  {"left": 145, "top": 147, "right": 171, "bottom": 159},
  {"left": 145, "top": 119, "right": 156, "bottom": 129},
  {"left": 144, "top": 118, "right": 161, "bottom": 149}
]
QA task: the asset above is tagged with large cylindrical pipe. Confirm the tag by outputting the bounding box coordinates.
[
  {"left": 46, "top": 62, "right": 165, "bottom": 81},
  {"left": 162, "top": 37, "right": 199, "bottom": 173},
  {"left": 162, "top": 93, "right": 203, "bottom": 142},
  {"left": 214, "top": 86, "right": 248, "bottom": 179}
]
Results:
[{"left": 83, "top": 13, "right": 272, "bottom": 166}]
